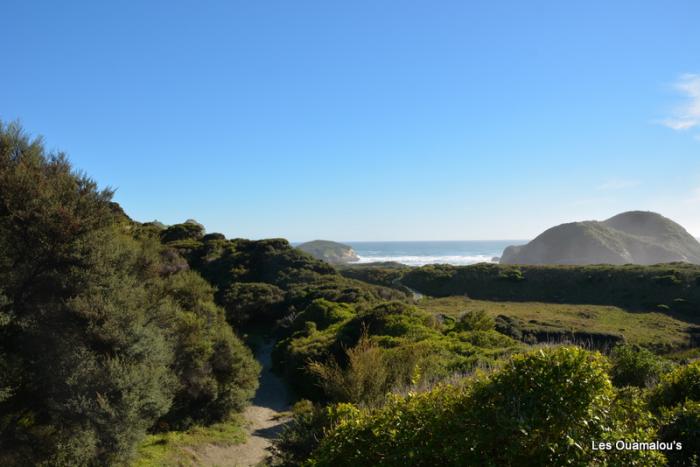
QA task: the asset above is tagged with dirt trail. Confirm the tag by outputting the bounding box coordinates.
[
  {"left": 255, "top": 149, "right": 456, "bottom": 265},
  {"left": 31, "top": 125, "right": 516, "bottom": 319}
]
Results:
[{"left": 194, "top": 340, "right": 292, "bottom": 466}]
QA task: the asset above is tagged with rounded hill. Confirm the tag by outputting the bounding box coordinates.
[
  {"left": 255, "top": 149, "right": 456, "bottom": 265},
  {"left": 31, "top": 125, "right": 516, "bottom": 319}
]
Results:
[
  {"left": 501, "top": 211, "right": 700, "bottom": 265},
  {"left": 296, "top": 240, "right": 360, "bottom": 264}
]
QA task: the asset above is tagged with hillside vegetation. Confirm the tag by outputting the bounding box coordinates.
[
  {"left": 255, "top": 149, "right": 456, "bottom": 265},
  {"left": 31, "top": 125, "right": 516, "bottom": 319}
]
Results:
[
  {"left": 401, "top": 262, "right": 700, "bottom": 314},
  {"left": 306, "top": 346, "right": 678, "bottom": 466}
]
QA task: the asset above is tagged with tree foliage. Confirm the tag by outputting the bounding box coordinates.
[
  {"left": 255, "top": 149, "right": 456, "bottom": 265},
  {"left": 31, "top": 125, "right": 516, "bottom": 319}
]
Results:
[
  {"left": 0, "top": 122, "right": 259, "bottom": 465},
  {"left": 0, "top": 123, "right": 173, "bottom": 464},
  {"left": 160, "top": 222, "right": 204, "bottom": 243},
  {"left": 156, "top": 271, "right": 260, "bottom": 429},
  {"left": 221, "top": 282, "right": 285, "bottom": 326}
]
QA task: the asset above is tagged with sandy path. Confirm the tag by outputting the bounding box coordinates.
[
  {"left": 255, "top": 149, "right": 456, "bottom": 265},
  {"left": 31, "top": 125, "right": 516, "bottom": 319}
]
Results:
[{"left": 193, "top": 340, "right": 292, "bottom": 466}]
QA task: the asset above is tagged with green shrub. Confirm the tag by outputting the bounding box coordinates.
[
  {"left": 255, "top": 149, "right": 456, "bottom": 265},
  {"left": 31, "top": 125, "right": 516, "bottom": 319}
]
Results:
[
  {"left": 493, "top": 313, "right": 520, "bottom": 334},
  {"left": 307, "top": 347, "right": 664, "bottom": 466},
  {"left": 606, "top": 386, "right": 671, "bottom": 466},
  {"left": 658, "top": 401, "right": 700, "bottom": 466},
  {"left": 498, "top": 267, "right": 525, "bottom": 282},
  {"left": 464, "top": 347, "right": 615, "bottom": 465},
  {"left": 307, "top": 331, "right": 392, "bottom": 406},
  {"left": 650, "top": 362, "right": 700, "bottom": 411},
  {"left": 294, "top": 299, "right": 355, "bottom": 331},
  {"left": 454, "top": 309, "right": 495, "bottom": 332},
  {"left": 275, "top": 298, "right": 520, "bottom": 401},
  {"left": 272, "top": 400, "right": 334, "bottom": 466},
  {"left": 220, "top": 282, "right": 285, "bottom": 326},
  {"left": 157, "top": 271, "right": 260, "bottom": 429},
  {"left": 351, "top": 301, "right": 439, "bottom": 339},
  {"left": 610, "top": 344, "right": 671, "bottom": 388},
  {"left": 202, "top": 232, "right": 226, "bottom": 242},
  {"left": 160, "top": 222, "right": 205, "bottom": 243}
]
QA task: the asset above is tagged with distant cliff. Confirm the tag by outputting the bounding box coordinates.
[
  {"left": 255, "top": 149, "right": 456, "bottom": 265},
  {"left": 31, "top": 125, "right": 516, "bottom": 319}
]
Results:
[
  {"left": 501, "top": 211, "right": 700, "bottom": 265},
  {"left": 297, "top": 240, "right": 360, "bottom": 264}
]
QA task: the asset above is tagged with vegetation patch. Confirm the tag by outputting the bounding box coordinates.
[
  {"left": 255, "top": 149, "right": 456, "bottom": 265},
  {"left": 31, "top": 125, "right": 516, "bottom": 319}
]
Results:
[
  {"left": 273, "top": 299, "right": 522, "bottom": 401},
  {"left": 134, "top": 417, "right": 246, "bottom": 467},
  {"left": 418, "top": 296, "right": 695, "bottom": 352},
  {"left": 306, "top": 347, "right": 665, "bottom": 466},
  {"left": 401, "top": 262, "right": 700, "bottom": 314}
]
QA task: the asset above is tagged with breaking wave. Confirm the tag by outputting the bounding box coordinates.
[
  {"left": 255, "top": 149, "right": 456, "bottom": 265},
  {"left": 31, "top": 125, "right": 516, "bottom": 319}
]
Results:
[{"left": 356, "top": 254, "right": 496, "bottom": 266}]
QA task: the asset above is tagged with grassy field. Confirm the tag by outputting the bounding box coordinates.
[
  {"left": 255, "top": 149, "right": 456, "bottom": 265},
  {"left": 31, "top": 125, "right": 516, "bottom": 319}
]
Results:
[
  {"left": 418, "top": 296, "right": 697, "bottom": 352},
  {"left": 133, "top": 417, "right": 246, "bottom": 467}
]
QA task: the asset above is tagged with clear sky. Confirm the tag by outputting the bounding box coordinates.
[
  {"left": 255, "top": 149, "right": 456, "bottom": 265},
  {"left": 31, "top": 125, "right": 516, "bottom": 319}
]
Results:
[{"left": 2, "top": 1, "right": 699, "bottom": 241}]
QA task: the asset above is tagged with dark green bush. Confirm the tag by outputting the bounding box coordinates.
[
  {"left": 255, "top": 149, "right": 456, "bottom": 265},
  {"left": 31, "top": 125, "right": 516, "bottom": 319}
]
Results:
[
  {"left": 272, "top": 400, "right": 335, "bottom": 466},
  {"left": 160, "top": 222, "right": 205, "bottom": 243},
  {"left": 402, "top": 262, "right": 700, "bottom": 314},
  {"left": 495, "top": 314, "right": 524, "bottom": 340},
  {"left": 203, "top": 232, "right": 226, "bottom": 242},
  {"left": 654, "top": 274, "right": 682, "bottom": 286},
  {"left": 658, "top": 401, "right": 700, "bottom": 466},
  {"left": 609, "top": 343, "right": 671, "bottom": 388},
  {"left": 220, "top": 282, "right": 286, "bottom": 326},
  {"left": 156, "top": 271, "right": 260, "bottom": 429},
  {"left": 350, "top": 301, "right": 438, "bottom": 339},
  {"left": 0, "top": 123, "right": 174, "bottom": 465},
  {"left": 0, "top": 123, "right": 261, "bottom": 465}
]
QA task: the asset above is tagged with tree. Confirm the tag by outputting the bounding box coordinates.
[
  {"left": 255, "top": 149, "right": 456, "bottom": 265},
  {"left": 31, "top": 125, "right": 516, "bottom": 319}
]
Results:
[
  {"left": 0, "top": 122, "right": 261, "bottom": 464},
  {"left": 0, "top": 122, "right": 174, "bottom": 465},
  {"left": 157, "top": 271, "right": 260, "bottom": 428}
]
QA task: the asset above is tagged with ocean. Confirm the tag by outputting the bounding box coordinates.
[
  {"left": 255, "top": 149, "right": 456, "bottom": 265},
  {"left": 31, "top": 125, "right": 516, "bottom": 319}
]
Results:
[{"left": 343, "top": 240, "right": 527, "bottom": 266}]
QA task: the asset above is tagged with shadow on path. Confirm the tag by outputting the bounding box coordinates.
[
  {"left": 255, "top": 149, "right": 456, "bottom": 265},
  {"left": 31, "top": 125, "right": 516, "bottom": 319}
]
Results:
[
  {"left": 252, "top": 340, "right": 293, "bottom": 412},
  {"left": 192, "top": 338, "right": 293, "bottom": 466}
]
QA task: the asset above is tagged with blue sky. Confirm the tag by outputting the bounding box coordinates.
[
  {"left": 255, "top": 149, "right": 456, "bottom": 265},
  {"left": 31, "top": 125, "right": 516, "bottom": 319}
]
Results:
[{"left": 2, "top": 1, "right": 699, "bottom": 241}]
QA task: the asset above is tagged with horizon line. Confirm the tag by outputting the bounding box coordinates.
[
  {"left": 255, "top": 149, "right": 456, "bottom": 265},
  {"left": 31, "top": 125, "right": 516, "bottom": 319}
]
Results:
[{"left": 289, "top": 239, "right": 531, "bottom": 243}]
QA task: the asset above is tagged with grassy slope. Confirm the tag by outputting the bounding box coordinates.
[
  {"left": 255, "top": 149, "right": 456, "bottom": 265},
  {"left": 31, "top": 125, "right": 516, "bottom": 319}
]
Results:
[
  {"left": 133, "top": 417, "right": 246, "bottom": 467},
  {"left": 418, "top": 296, "right": 695, "bottom": 351}
]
